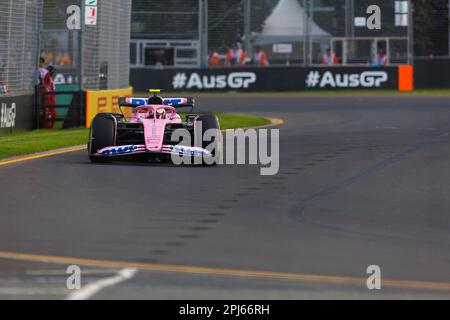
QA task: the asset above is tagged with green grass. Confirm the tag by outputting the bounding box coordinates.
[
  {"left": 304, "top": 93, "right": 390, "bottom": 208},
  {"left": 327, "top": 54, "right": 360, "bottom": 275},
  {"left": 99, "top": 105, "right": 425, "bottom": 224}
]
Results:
[
  {"left": 410, "top": 89, "right": 450, "bottom": 94},
  {"left": 0, "top": 113, "right": 271, "bottom": 160},
  {"left": 0, "top": 128, "right": 89, "bottom": 160},
  {"left": 192, "top": 112, "right": 270, "bottom": 130}
]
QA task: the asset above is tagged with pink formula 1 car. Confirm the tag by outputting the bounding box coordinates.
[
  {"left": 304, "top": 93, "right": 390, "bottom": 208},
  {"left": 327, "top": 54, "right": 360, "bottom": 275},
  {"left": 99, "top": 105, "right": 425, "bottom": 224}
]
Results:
[{"left": 88, "top": 90, "right": 220, "bottom": 165}]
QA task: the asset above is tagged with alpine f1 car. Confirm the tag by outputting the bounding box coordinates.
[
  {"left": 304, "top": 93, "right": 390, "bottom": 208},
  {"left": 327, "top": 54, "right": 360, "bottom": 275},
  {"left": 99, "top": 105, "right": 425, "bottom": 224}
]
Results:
[{"left": 88, "top": 89, "right": 220, "bottom": 165}]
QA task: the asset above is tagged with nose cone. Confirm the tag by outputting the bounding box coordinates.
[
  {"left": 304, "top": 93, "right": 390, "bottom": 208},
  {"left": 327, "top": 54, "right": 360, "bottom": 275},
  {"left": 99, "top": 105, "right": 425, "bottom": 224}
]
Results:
[{"left": 142, "top": 119, "right": 167, "bottom": 152}]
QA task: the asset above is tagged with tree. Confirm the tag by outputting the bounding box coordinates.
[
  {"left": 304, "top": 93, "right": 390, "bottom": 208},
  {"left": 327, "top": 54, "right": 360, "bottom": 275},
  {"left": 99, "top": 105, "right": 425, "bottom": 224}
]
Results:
[
  {"left": 413, "top": 0, "right": 449, "bottom": 56},
  {"left": 207, "top": 0, "right": 276, "bottom": 52}
]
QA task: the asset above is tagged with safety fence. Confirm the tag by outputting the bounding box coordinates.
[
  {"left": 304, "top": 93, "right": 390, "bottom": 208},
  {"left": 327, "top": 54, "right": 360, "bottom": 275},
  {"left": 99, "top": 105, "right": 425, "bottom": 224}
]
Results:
[
  {"left": 0, "top": 0, "right": 42, "bottom": 96},
  {"left": 0, "top": 0, "right": 42, "bottom": 133},
  {"left": 42, "top": 0, "right": 132, "bottom": 91},
  {"left": 130, "top": 0, "right": 420, "bottom": 69},
  {"left": 83, "top": 0, "right": 132, "bottom": 90},
  {"left": 0, "top": 0, "right": 132, "bottom": 134},
  {"left": 36, "top": 0, "right": 132, "bottom": 130}
]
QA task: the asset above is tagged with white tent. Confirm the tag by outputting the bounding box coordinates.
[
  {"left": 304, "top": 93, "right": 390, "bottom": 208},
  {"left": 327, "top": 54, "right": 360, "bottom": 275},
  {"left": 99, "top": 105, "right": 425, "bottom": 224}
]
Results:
[{"left": 255, "top": 0, "right": 330, "bottom": 44}]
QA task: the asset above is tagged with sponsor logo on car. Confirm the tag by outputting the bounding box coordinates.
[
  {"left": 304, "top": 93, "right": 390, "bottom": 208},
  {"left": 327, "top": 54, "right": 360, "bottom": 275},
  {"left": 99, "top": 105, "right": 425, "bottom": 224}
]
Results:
[
  {"left": 100, "top": 145, "right": 138, "bottom": 155},
  {"left": 305, "top": 70, "right": 388, "bottom": 88},
  {"left": 125, "top": 98, "right": 188, "bottom": 106},
  {"left": 0, "top": 102, "right": 16, "bottom": 129},
  {"left": 168, "top": 145, "right": 208, "bottom": 157},
  {"left": 129, "top": 98, "right": 147, "bottom": 105},
  {"left": 172, "top": 72, "right": 257, "bottom": 90},
  {"left": 147, "top": 138, "right": 161, "bottom": 145}
]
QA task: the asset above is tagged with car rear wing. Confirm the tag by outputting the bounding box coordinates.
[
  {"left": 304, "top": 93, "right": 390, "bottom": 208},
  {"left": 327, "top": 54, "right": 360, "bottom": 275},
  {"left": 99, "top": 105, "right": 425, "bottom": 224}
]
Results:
[{"left": 118, "top": 97, "right": 195, "bottom": 108}]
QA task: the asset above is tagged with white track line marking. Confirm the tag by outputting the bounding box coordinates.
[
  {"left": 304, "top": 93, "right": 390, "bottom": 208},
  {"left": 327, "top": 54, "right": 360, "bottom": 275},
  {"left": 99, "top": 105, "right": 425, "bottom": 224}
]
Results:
[{"left": 66, "top": 268, "right": 138, "bottom": 300}]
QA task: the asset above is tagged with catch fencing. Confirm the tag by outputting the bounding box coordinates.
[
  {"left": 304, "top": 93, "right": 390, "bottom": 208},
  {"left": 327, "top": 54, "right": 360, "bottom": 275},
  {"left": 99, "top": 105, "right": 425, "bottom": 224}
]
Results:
[
  {"left": 0, "top": 0, "right": 42, "bottom": 133},
  {"left": 42, "top": 0, "right": 132, "bottom": 90},
  {"left": 39, "top": 0, "right": 132, "bottom": 130},
  {"left": 83, "top": 0, "right": 132, "bottom": 90},
  {"left": 130, "top": 0, "right": 419, "bottom": 68},
  {"left": 0, "top": 0, "right": 42, "bottom": 96}
]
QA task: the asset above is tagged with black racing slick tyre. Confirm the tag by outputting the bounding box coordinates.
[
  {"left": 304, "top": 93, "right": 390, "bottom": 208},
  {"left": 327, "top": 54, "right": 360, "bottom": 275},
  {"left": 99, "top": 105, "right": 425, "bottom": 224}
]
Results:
[
  {"left": 195, "top": 114, "right": 220, "bottom": 166},
  {"left": 88, "top": 114, "right": 116, "bottom": 163}
]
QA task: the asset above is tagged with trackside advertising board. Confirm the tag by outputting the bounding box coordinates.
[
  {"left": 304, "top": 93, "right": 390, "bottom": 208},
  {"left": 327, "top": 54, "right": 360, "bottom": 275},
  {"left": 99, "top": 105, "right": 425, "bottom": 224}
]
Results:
[
  {"left": 0, "top": 95, "right": 34, "bottom": 135},
  {"left": 131, "top": 67, "right": 304, "bottom": 92},
  {"left": 130, "top": 66, "right": 413, "bottom": 92},
  {"left": 85, "top": 87, "right": 133, "bottom": 128}
]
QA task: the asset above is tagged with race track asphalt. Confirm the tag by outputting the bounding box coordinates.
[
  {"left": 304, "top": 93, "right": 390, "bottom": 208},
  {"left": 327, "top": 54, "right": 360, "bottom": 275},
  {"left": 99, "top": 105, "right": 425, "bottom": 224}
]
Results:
[{"left": 1, "top": 94, "right": 450, "bottom": 299}]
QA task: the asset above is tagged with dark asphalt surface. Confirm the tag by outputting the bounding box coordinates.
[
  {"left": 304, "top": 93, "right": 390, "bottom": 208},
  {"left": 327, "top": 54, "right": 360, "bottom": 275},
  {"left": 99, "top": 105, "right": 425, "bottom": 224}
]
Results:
[{"left": 1, "top": 94, "right": 450, "bottom": 299}]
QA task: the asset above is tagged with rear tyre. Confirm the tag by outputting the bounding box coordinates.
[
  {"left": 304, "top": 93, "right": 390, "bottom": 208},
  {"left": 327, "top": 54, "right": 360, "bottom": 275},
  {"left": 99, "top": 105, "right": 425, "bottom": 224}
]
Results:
[
  {"left": 88, "top": 114, "right": 116, "bottom": 163},
  {"left": 195, "top": 114, "right": 220, "bottom": 166}
]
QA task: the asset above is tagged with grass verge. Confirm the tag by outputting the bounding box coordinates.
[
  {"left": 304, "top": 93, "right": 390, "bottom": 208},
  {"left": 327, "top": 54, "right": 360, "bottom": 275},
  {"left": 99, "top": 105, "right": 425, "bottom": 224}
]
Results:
[
  {"left": 0, "top": 112, "right": 271, "bottom": 160},
  {"left": 210, "top": 112, "right": 270, "bottom": 129}
]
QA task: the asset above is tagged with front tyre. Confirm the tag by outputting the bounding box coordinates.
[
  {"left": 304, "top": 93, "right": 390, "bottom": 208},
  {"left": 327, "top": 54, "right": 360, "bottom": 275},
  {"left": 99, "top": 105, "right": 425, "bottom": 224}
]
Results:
[
  {"left": 88, "top": 114, "right": 116, "bottom": 163},
  {"left": 195, "top": 114, "right": 220, "bottom": 166}
]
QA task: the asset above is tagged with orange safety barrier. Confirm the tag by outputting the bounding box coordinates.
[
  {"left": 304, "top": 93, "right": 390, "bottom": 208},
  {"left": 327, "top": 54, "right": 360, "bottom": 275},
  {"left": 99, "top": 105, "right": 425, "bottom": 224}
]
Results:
[{"left": 398, "top": 65, "right": 414, "bottom": 92}]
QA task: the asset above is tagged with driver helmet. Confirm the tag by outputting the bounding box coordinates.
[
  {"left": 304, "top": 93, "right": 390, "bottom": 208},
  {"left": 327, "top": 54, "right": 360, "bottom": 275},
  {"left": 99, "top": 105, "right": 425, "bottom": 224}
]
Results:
[
  {"left": 148, "top": 95, "right": 163, "bottom": 105},
  {"left": 156, "top": 108, "right": 166, "bottom": 119}
]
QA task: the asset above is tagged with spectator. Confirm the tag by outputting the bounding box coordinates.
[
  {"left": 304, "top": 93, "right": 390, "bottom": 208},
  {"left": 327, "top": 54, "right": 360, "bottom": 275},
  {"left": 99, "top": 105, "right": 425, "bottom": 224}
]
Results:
[
  {"left": 40, "top": 51, "right": 54, "bottom": 67},
  {"left": 321, "top": 48, "right": 338, "bottom": 65},
  {"left": 39, "top": 57, "right": 48, "bottom": 85},
  {"left": 40, "top": 65, "right": 57, "bottom": 129},
  {"left": 56, "top": 53, "right": 72, "bottom": 66},
  {"left": 225, "top": 43, "right": 246, "bottom": 66},
  {"left": 209, "top": 50, "right": 221, "bottom": 66},
  {"left": 253, "top": 46, "right": 269, "bottom": 66},
  {"left": 375, "top": 49, "right": 388, "bottom": 66}
]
